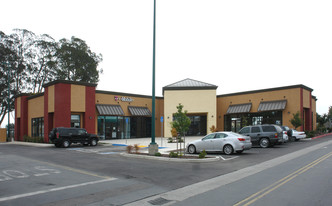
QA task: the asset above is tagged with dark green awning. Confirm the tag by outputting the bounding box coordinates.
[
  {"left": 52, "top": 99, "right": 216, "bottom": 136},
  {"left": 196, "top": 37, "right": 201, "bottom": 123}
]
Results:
[
  {"left": 258, "top": 100, "right": 287, "bottom": 112},
  {"left": 96, "top": 104, "right": 124, "bottom": 116},
  {"left": 128, "top": 106, "right": 151, "bottom": 116},
  {"left": 226, "top": 103, "right": 252, "bottom": 114}
]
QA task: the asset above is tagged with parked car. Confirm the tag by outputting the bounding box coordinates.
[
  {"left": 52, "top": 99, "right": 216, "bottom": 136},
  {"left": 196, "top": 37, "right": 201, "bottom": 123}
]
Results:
[
  {"left": 238, "top": 125, "right": 283, "bottom": 148},
  {"left": 49, "top": 127, "right": 99, "bottom": 148},
  {"left": 289, "top": 129, "right": 306, "bottom": 141},
  {"left": 186, "top": 132, "right": 252, "bottom": 155},
  {"left": 280, "top": 125, "right": 291, "bottom": 142}
]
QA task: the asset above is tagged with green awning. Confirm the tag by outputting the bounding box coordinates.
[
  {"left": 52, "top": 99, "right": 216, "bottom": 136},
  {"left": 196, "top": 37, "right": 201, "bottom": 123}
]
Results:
[
  {"left": 96, "top": 104, "right": 124, "bottom": 116},
  {"left": 226, "top": 103, "right": 252, "bottom": 114},
  {"left": 128, "top": 106, "right": 151, "bottom": 116},
  {"left": 258, "top": 100, "right": 287, "bottom": 112}
]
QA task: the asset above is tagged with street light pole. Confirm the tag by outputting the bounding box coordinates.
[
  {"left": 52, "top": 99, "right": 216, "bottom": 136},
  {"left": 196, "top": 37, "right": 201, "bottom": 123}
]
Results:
[
  {"left": 149, "top": 0, "right": 159, "bottom": 155},
  {"left": 7, "top": 61, "right": 11, "bottom": 142}
]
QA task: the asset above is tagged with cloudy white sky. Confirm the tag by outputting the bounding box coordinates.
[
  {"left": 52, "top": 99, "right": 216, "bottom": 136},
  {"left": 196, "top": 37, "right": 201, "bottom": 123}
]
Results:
[{"left": 1, "top": 0, "right": 331, "bottom": 119}]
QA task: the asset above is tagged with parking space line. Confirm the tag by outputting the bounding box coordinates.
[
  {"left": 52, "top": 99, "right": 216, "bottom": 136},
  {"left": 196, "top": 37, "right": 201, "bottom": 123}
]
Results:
[
  {"left": 28, "top": 159, "right": 112, "bottom": 179},
  {"left": 219, "top": 155, "right": 239, "bottom": 161},
  {"left": 0, "top": 178, "right": 116, "bottom": 202}
]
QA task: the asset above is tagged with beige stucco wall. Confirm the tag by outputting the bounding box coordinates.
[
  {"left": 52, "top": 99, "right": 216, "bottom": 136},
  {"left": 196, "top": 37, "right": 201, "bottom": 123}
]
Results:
[
  {"left": 96, "top": 93, "right": 154, "bottom": 116},
  {"left": 217, "top": 88, "right": 302, "bottom": 130},
  {"left": 16, "top": 97, "right": 21, "bottom": 118},
  {"left": 0, "top": 128, "right": 6, "bottom": 142},
  {"left": 28, "top": 96, "right": 44, "bottom": 136},
  {"left": 95, "top": 92, "right": 164, "bottom": 136},
  {"left": 302, "top": 89, "right": 311, "bottom": 109},
  {"left": 71, "top": 85, "right": 86, "bottom": 112},
  {"left": 164, "top": 89, "right": 217, "bottom": 137}
]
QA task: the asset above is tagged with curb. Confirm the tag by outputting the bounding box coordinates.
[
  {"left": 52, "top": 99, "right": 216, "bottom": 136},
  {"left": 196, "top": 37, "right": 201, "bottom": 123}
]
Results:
[
  {"left": 311, "top": 133, "right": 332, "bottom": 140},
  {"left": 303, "top": 133, "right": 332, "bottom": 141},
  {"left": 120, "top": 152, "right": 221, "bottom": 162},
  {"left": 5, "top": 141, "right": 53, "bottom": 147}
]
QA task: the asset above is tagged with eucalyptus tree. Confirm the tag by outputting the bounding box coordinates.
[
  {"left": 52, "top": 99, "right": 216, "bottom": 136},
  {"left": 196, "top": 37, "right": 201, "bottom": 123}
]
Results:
[
  {"left": 7, "top": 29, "right": 36, "bottom": 92},
  {"left": 31, "top": 34, "right": 58, "bottom": 93},
  {"left": 0, "top": 31, "right": 20, "bottom": 125},
  {"left": 55, "top": 36, "right": 103, "bottom": 83}
]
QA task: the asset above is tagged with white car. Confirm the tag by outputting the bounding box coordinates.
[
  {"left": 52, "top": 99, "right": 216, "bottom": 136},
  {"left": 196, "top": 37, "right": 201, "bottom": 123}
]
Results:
[
  {"left": 280, "top": 126, "right": 290, "bottom": 143},
  {"left": 186, "top": 132, "right": 252, "bottom": 155},
  {"left": 290, "top": 129, "right": 306, "bottom": 141}
]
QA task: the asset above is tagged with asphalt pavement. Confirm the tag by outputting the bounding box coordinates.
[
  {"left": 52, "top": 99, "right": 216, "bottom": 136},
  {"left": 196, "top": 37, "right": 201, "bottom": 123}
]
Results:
[{"left": 1, "top": 134, "right": 331, "bottom": 206}]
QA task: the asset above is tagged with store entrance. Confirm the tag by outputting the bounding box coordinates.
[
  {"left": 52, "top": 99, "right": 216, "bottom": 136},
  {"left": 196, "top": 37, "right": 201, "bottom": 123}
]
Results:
[
  {"left": 105, "top": 116, "right": 117, "bottom": 138},
  {"left": 97, "top": 116, "right": 130, "bottom": 139},
  {"left": 186, "top": 115, "right": 207, "bottom": 136}
]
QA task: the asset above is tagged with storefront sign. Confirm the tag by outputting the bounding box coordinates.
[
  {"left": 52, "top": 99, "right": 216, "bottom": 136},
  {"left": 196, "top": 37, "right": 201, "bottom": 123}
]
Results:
[{"left": 114, "top": 96, "right": 133, "bottom": 102}]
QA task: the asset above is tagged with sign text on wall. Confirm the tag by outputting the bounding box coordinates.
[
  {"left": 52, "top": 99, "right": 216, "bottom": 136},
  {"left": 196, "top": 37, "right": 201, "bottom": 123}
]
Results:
[{"left": 114, "top": 96, "right": 134, "bottom": 102}]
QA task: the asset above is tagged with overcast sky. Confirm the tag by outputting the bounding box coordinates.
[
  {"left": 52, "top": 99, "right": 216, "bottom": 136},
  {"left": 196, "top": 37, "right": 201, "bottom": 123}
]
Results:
[{"left": 1, "top": 0, "right": 331, "bottom": 122}]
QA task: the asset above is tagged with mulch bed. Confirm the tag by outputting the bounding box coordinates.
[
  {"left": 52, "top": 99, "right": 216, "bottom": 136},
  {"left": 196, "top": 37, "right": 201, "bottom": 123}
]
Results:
[{"left": 127, "top": 152, "right": 212, "bottom": 159}]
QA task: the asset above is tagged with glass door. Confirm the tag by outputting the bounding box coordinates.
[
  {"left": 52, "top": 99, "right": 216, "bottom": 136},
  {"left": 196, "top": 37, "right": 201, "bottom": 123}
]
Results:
[{"left": 106, "top": 116, "right": 118, "bottom": 139}]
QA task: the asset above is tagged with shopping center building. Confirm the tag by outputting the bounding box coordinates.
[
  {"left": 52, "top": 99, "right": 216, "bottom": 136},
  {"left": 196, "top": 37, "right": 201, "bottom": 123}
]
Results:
[{"left": 14, "top": 79, "right": 317, "bottom": 142}]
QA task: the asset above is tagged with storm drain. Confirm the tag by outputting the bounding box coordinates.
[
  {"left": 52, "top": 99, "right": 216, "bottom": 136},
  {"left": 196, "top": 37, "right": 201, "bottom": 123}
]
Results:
[{"left": 148, "top": 197, "right": 172, "bottom": 205}]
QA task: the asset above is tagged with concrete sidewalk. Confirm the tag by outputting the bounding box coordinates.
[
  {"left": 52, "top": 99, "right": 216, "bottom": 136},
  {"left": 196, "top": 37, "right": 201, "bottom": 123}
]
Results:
[
  {"left": 99, "top": 136, "right": 203, "bottom": 154},
  {"left": 4, "top": 136, "right": 203, "bottom": 154}
]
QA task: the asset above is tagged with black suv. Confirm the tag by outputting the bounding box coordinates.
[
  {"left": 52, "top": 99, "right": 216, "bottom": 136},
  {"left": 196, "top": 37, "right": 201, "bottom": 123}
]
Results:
[
  {"left": 49, "top": 127, "right": 99, "bottom": 148},
  {"left": 238, "top": 125, "right": 283, "bottom": 148}
]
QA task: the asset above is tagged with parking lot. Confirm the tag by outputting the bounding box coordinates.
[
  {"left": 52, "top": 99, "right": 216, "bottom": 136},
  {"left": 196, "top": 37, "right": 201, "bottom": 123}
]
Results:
[{"left": 0, "top": 135, "right": 330, "bottom": 205}]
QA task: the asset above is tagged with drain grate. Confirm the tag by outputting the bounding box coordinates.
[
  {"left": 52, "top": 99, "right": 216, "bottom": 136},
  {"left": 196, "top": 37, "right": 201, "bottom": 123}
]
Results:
[{"left": 148, "top": 197, "right": 172, "bottom": 205}]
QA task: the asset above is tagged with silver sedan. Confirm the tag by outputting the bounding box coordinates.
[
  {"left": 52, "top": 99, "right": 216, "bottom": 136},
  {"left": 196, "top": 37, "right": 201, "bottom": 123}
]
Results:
[{"left": 186, "top": 132, "right": 252, "bottom": 155}]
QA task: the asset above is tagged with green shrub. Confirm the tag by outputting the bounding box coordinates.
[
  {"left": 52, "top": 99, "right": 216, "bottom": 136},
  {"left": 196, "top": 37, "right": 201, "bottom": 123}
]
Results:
[
  {"left": 23, "top": 135, "right": 44, "bottom": 143},
  {"left": 305, "top": 130, "right": 316, "bottom": 138},
  {"left": 126, "top": 145, "right": 134, "bottom": 153},
  {"left": 167, "top": 137, "right": 173, "bottom": 143},
  {"left": 134, "top": 144, "right": 140, "bottom": 153},
  {"left": 199, "top": 150, "right": 207, "bottom": 158},
  {"left": 155, "top": 152, "right": 161, "bottom": 156},
  {"left": 169, "top": 151, "right": 178, "bottom": 158}
]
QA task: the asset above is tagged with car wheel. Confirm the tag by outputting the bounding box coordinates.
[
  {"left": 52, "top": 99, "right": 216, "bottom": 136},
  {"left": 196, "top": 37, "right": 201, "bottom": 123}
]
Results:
[
  {"left": 62, "top": 139, "right": 71, "bottom": 148},
  {"left": 90, "top": 138, "right": 98, "bottom": 146},
  {"left": 223, "top": 144, "right": 234, "bottom": 155},
  {"left": 259, "top": 138, "right": 270, "bottom": 148},
  {"left": 188, "top": 145, "right": 196, "bottom": 154},
  {"left": 291, "top": 136, "right": 296, "bottom": 142}
]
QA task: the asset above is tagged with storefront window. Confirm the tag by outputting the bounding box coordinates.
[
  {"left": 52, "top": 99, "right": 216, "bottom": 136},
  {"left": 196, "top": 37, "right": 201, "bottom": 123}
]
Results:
[
  {"left": 252, "top": 116, "right": 263, "bottom": 125},
  {"left": 231, "top": 118, "right": 242, "bottom": 132},
  {"left": 186, "top": 115, "right": 207, "bottom": 136},
  {"left": 98, "top": 116, "right": 105, "bottom": 139},
  {"left": 130, "top": 117, "right": 151, "bottom": 138},
  {"left": 71, "top": 115, "right": 80, "bottom": 128},
  {"left": 31, "top": 117, "right": 44, "bottom": 137},
  {"left": 225, "top": 111, "right": 283, "bottom": 132},
  {"left": 98, "top": 116, "right": 132, "bottom": 139},
  {"left": 106, "top": 116, "right": 117, "bottom": 138}
]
